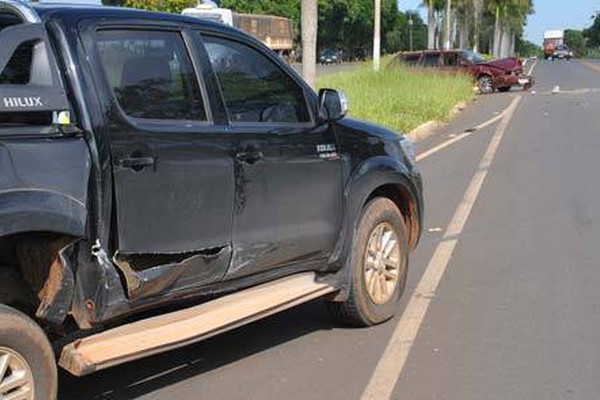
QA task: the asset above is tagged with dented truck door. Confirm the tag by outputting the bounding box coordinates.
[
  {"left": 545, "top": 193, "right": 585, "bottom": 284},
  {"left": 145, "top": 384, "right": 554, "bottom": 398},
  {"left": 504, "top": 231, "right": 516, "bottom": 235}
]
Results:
[
  {"left": 202, "top": 35, "right": 343, "bottom": 279},
  {"left": 82, "top": 24, "right": 235, "bottom": 297}
]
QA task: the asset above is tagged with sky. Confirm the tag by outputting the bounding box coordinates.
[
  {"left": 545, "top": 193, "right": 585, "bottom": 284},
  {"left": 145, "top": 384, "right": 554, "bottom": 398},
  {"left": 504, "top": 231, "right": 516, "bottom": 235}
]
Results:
[{"left": 400, "top": 0, "right": 600, "bottom": 44}]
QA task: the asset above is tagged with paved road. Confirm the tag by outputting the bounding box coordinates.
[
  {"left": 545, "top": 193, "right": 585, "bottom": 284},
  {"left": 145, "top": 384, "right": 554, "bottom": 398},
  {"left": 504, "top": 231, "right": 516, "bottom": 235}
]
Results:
[{"left": 60, "top": 59, "right": 600, "bottom": 399}]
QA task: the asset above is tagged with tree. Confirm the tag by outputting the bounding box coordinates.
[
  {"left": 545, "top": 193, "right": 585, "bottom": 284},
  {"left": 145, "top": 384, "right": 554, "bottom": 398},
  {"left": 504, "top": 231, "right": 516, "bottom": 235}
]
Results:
[
  {"left": 515, "top": 36, "right": 540, "bottom": 57},
  {"left": 374, "top": 0, "right": 381, "bottom": 71},
  {"left": 584, "top": 13, "right": 600, "bottom": 48},
  {"left": 302, "top": 0, "right": 318, "bottom": 88},
  {"left": 488, "top": 0, "right": 533, "bottom": 57},
  {"left": 471, "top": 0, "right": 484, "bottom": 51},
  {"left": 423, "top": 0, "right": 444, "bottom": 49},
  {"left": 565, "top": 29, "right": 586, "bottom": 56},
  {"left": 121, "top": 0, "right": 195, "bottom": 13}
]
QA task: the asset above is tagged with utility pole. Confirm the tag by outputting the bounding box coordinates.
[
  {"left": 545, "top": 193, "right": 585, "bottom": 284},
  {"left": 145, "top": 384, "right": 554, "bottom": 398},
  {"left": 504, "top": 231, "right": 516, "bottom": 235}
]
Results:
[
  {"left": 373, "top": 0, "right": 381, "bottom": 71},
  {"left": 444, "top": 0, "right": 452, "bottom": 50},
  {"left": 301, "top": 0, "right": 317, "bottom": 88}
]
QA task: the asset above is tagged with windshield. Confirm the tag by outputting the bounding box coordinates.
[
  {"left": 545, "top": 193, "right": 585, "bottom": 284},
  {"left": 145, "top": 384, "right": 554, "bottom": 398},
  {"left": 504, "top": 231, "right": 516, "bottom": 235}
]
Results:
[{"left": 463, "top": 50, "right": 486, "bottom": 64}]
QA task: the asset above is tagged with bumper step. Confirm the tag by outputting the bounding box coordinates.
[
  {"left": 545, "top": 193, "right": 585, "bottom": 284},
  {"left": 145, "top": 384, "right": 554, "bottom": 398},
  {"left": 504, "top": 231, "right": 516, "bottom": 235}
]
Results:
[{"left": 59, "top": 272, "right": 335, "bottom": 376}]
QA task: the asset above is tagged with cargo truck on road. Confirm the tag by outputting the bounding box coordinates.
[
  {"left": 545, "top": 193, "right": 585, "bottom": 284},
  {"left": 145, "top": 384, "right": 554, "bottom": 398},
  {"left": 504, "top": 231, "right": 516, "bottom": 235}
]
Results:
[
  {"left": 544, "top": 30, "right": 569, "bottom": 60},
  {"left": 182, "top": 2, "right": 294, "bottom": 56}
]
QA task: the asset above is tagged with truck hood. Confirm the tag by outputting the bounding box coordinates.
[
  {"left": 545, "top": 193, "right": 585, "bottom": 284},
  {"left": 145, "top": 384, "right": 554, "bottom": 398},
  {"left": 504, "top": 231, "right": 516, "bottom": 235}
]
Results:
[{"left": 481, "top": 57, "right": 522, "bottom": 72}]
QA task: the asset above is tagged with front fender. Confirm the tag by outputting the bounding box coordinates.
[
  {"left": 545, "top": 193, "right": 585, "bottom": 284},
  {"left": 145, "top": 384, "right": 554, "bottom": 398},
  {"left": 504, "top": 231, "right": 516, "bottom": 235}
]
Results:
[
  {"left": 0, "top": 189, "right": 86, "bottom": 237},
  {"left": 331, "top": 156, "right": 422, "bottom": 265}
]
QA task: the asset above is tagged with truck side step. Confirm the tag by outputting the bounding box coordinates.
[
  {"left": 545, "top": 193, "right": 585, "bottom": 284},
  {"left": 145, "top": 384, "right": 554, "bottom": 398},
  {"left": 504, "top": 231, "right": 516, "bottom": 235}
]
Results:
[{"left": 59, "top": 272, "right": 335, "bottom": 376}]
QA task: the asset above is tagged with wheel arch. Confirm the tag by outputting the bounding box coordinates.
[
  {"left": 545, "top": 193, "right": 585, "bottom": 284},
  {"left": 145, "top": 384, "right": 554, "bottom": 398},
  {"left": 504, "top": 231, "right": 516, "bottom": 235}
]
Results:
[
  {"left": 331, "top": 156, "right": 422, "bottom": 268},
  {"left": 0, "top": 189, "right": 86, "bottom": 239},
  {"left": 0, "top": 190, "right": 85, "bottom": 325},
  {"left": 365, "top": 183, "right": 421, "bottom": 250}
]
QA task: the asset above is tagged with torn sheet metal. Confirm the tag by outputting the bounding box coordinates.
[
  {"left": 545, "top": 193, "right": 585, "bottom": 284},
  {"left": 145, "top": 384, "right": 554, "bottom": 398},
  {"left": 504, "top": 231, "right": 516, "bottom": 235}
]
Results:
[{"left": 112, "top": 246, "right": 232, "bottom": 300}]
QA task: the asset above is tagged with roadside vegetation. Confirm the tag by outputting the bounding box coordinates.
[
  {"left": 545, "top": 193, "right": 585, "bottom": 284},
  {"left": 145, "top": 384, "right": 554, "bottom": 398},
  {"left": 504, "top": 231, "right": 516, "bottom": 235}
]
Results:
[
  {"left": 564, "top": 15, "right": 600, "bottom": 58},
  {"left": 318, "top": 63, "right": 474, "bottom": 134}
]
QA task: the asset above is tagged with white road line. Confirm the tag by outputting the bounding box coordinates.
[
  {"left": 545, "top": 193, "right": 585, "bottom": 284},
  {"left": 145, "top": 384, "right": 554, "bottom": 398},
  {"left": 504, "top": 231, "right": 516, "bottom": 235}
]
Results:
[
  {"left": 416, "top": 112, "right": 505, "bottom": 162},
  {"left": 361, "top": 95, "right": 522, "bottom": 400},
  {"left": 527, "top": 59, "right": 538, "bottom": 76}
]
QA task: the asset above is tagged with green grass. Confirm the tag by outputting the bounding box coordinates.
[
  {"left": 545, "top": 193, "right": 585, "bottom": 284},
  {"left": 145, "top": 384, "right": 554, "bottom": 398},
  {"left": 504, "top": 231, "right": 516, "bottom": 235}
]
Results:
[{"left": 317, "top": 64, "right": 475, "bottom": 134}]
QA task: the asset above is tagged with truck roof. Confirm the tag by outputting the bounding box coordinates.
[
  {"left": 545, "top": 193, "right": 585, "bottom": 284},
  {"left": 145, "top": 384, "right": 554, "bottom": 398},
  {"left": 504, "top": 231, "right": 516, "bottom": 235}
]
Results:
[
  {"left": 31, "top": 3, "right": 219, "bottom": 26},
  {"left": 544, "top": 30, "right": 564, "bottom": 39}
]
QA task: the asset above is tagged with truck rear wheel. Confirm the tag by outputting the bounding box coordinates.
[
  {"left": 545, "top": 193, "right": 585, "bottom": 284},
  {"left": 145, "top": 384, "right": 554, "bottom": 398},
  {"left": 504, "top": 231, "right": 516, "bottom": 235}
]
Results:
[
  {"left": 0, "top": 305, "right": 57, "bottom": 400},
  {"left": 326, "top": 198, "right": 408, "bottom": 326}
]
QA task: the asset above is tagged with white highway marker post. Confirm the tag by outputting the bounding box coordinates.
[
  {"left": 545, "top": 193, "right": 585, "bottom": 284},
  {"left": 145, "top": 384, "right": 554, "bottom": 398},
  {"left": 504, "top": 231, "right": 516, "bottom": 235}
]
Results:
[{"left": 362, "top": 95, "right": 522, "bottom": 400}]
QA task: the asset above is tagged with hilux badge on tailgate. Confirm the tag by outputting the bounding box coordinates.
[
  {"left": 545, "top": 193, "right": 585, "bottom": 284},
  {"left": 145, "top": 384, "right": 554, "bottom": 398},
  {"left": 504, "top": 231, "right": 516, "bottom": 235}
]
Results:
[{"left": 2, "top": 97, "right": 44, "bottom": 108}]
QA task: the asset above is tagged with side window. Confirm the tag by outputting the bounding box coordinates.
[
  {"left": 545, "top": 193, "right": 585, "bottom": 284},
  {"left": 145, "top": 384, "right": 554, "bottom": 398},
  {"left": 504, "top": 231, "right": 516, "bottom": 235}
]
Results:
[
  {"left": 443, "top": 52, "right": 459, "bottom": 66},
  {"left": 96, "top": 30, "right": 207, "bottom": 121},
  {"left": 422, "top": 53, "right": 441, "bottom": 67},
  {"left": 0, "top": 42, "right": 33, "bottom": 85},
  {"left": 202, "top": 35, "right": 310, "bottom": 124},
  {"left": 402, "top": 53, "right": 421, "bottom": 66}
]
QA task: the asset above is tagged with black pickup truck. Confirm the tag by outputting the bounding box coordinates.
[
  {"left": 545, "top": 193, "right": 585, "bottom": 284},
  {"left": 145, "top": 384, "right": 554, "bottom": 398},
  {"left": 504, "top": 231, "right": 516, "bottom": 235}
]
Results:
[{"left": 0, "top": 1, "right": 423, "bottom": 398}]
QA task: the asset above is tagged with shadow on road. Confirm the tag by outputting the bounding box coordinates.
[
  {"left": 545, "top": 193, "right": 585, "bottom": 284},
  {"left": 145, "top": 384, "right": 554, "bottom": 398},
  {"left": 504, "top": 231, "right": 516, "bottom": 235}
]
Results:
[{"left": 59, "top": 300, "right": 335, "bottom": 400}]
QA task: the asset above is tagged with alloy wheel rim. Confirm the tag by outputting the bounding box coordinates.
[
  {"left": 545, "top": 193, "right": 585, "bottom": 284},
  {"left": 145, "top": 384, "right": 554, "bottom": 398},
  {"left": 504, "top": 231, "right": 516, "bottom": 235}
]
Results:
[
  {"left": 363, "top": 222, "right": 401, "bottom": 305},
  {"left": 480, "top": 77, "right": 493, "bottom": 93},
  {"left": 0, "top": 347, "right": 34, "bottom": 400}
]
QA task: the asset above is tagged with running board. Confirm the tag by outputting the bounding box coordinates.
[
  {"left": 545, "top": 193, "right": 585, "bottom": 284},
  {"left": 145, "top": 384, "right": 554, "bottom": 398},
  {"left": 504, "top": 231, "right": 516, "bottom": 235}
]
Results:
[{"left": 59, "top": 272, "right": 335, "bottom": 376}]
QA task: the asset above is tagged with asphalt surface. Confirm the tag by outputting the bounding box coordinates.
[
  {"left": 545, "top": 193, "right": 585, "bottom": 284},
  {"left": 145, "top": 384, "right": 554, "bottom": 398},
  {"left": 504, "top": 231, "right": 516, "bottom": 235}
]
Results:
[{"left": 60, "top": 59, "right": 600, "bottom": 399}]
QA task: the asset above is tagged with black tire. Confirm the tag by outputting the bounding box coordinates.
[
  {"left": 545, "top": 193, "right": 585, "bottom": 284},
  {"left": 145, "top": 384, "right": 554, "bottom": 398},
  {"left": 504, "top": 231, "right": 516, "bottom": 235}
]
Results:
[
  {"left": 478, "top": 75, "right": 494, "bottom": 94},
  {"left": 326, "top": 197, "right": 408, "bottom": 327},
  {"left": 497, "top": 87, "right": 511, "bottom": 93},
  {"left": 0, "top": 305, "right": 57, "bottom": 400}
]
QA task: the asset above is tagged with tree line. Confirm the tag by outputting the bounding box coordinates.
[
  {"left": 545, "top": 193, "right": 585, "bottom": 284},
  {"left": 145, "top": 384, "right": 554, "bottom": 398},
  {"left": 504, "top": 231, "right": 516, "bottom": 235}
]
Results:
[
  {"left": 104, "top": 0, "right": 535, "bottom": 58},
  {"left": 423, "top": 0, "right": 534, "bottom": 57},
  {"left": 562, "top": 13, "right": 600, "bottom": 58}
]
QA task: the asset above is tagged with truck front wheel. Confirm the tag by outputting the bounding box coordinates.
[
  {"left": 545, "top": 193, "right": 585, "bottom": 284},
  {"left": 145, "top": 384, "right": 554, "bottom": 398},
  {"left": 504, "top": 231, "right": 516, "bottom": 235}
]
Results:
[
  {"left": 478, "top": 75, "right": 495, "bottom": 94},
  {"left": 326, "top": 197, "right": 408, "bottom": 326},
  {"left": 0, "top": 305, "right": 57, "bottom": 400}
]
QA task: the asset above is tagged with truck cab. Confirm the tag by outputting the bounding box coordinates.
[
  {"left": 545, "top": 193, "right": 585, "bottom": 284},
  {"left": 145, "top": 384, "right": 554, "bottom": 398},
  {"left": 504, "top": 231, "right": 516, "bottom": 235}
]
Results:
[{"left": 0, "top": 2, "right": 423, "bottom": 398}]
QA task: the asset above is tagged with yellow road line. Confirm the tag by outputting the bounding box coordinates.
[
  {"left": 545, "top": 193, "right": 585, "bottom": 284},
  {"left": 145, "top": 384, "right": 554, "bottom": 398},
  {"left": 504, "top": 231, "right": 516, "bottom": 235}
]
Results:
[
  {"left": 361, "top": 95, "right": 522, "bottom": 400},
  {"left": 579, "top": 59, "right": 600, "bottom": 73}
]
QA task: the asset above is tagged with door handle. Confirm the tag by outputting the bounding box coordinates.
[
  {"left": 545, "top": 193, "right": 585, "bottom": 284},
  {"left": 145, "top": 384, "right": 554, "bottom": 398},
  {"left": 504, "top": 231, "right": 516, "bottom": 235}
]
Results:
[
  {"left": 118, "top": 156, "right": 155, "bottom": 171},
  {"left": 236, "top": 147, "right": 264, "bottom": 165}
]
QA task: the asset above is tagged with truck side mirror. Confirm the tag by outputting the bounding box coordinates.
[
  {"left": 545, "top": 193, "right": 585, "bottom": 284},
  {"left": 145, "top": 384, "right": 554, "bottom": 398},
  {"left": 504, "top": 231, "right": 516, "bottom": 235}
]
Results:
[{"left": 319, "top": 89, "right": 348, "bottom": 122}]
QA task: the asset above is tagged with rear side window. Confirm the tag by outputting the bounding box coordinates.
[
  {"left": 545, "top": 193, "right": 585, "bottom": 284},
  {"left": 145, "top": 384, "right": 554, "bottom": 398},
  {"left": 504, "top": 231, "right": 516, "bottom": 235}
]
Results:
[
  {"left": 443, "top": 52, "right": 459, "bottom": 66},
  {"left": 402, "top": 53, "right": 421, "bottom": 66},
  {"left": 202, "top": 36, "right": 310, "bottom": 124},
  {"left": 96, "top": 30, "right": 207, "bottom": 122},
  {"left": 422, "top": 53, "right": 441, "bottom": 67}
]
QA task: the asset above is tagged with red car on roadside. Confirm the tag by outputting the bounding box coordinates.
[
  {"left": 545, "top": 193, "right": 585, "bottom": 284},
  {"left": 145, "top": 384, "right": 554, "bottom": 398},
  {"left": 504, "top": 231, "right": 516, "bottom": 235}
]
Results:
[{"left": 395, "top": 49, "right": 534, "bottom": 94}]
